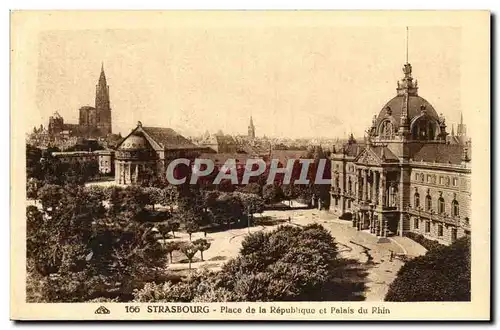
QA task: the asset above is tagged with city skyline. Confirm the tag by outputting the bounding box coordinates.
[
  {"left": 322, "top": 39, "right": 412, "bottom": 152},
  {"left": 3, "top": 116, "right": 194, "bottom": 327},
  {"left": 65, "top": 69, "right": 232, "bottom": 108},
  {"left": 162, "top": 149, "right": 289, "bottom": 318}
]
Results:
[{"left": 35, "top": 26, "right": 462, "bottom": 139}]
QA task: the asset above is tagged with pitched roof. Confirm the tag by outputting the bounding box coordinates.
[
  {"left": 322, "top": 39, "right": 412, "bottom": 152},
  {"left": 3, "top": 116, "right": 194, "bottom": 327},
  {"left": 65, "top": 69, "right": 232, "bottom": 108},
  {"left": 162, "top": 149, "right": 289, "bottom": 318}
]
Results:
[
  {"left": 370, "top": 146, "right": 399, "bottom": 162},
  {"left": 200, "top": 152, "right": 256, "bottom": 165},
  {"left": 142, "top": 126, "right": 198, "bottom": 150},
  {"left": 215, "top": 135, "right": 236, "bottom": 145},
  {"left": 411, "top": 144, "right": 463, "bottom": 165},
  {"left": 343, "top": 143, "right": 365, "bottom": 157},
  {"left": 269, "top": 150, "right": 309, "bottom": 164}
]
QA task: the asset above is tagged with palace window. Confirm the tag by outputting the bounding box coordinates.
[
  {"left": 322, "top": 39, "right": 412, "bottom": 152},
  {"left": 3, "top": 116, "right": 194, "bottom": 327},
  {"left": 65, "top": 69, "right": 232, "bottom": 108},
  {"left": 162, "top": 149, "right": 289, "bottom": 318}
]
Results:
[
  {"left": 414, "top": 192, "right": 420, "bottom": 208},
  {"left": 425, "top": 221, "right": 431, "bottom": 233},
  {"left": 348, "top": 179, "right": 352, "bottom": 194},
  {"left": 432, "top": 175, "right": 437, "bottom": 184},
  {"left": 438, "top": 224, "right": 444, "bottom": 237},
  {"left": 446, "top": 177, "right": 451, "bottom": 186},
  {"left": 426, "top": 195, "right": 432, "bottom": 211},
  {"left": 439, "top": 176, "right": 444, "bottom": 185},
  {"left": 438, "top": 197, "right": 445, "bottom": 214},
  {"left": 421, "top": 174, "right": 425, "bottom": 183},
  {"left": 414, "top": 173, "right": 419, "bottom": 181},
  {"left": 452, "top": 200, "right": 459, "bottom": 217},
  {"left": 427, "top": 174, "right": 431, "bottom": 183},
  {"left": 347, "top": 199, "right": 351, "bottom": 209},
  {"left": 453, "top": 177, "right": 458, "bottom": 186},
  {"left": 414, "top": 217, "right": 419, "bottom": 229}
]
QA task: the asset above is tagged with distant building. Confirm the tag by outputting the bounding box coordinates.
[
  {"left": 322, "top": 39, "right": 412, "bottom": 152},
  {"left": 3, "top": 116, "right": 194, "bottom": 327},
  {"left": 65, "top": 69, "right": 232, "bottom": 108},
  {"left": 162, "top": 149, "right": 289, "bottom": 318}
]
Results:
[
  {"left": 330, "top": 58, "right": 471, "bottom": 246},
  {"left": 199, "top": 134, "right": 239, "bottom": 153},
  {"left": 248, "top": 116, "right": 256, "bottom": 140},
  {"left": 50, "top": 150, "right": 115, "bottom": 175}
]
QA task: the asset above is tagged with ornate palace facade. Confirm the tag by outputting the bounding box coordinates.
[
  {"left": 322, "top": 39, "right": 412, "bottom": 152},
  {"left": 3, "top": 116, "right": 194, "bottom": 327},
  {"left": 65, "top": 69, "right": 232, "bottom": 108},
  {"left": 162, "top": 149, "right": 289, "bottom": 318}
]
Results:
[{"left": 330, "top": 61, "right": 471, "bottom": 245}]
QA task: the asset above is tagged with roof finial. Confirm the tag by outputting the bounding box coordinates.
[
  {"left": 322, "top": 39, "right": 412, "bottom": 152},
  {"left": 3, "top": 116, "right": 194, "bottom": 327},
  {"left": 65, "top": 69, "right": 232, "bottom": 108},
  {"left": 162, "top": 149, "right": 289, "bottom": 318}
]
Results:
[
  {"left": 405, "top": 26, "right": 409, "bottom": 64},
  {"left": 101, "top": 61, "right": 104, "bottom": 72}
]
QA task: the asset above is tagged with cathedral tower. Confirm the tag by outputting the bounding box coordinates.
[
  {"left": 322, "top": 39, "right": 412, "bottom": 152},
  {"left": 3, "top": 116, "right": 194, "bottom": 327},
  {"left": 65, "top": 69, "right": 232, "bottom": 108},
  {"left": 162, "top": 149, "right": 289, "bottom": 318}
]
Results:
[{"left": 95, "top": 63, "right": 112, "bottom": 135}]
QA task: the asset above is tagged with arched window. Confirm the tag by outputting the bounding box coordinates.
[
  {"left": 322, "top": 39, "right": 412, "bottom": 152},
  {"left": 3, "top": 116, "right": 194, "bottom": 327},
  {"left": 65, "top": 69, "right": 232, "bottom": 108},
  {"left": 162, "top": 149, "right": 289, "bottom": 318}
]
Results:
[
  {"left": 412, "top": 116, "right": 436, "bottom": 141},
  {"left": 348, "top": 179, "right": 352, "bottom": 194},
  {"left": 426, "top": 195, "right": 432, "bottom": 211},
  {"left": 438, "top": 197, "right": 445, "bottom": 214},
  {"left": 379, "top": 120, "right": 394, "bottom": 139},
  {"left": 414, "top": 192, "right": 420, "bottom": 208},
  {"left": 452, "top": 200, "right": 459, "bottom": 217}
]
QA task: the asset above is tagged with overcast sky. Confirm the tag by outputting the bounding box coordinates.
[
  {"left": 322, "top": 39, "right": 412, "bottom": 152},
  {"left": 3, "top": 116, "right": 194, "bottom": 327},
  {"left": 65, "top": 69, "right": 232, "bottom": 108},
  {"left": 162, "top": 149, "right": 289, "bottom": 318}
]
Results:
[{"left": 34, "top": 25, "right": 461, "bottom": 138}]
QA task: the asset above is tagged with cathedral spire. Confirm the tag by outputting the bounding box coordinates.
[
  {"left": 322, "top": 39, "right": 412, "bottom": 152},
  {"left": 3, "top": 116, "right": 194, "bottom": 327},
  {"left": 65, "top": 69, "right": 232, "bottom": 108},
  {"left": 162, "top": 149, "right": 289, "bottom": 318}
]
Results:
[
  {"left": 248, "top": 116, "right": 256, "bottom": 140},
  {"left": 98, "top": 62, "right": 107, "bottom": 87},
  {"left": 95, "top": 62, "right": 112, "bottom": 135}
]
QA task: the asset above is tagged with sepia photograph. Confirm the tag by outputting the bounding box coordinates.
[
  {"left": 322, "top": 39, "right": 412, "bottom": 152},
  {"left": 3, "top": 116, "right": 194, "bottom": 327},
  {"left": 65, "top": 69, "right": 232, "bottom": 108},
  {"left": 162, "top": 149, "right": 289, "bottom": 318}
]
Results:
[{"left": 10, "top": 10, "right": 490, "bottom": 320}]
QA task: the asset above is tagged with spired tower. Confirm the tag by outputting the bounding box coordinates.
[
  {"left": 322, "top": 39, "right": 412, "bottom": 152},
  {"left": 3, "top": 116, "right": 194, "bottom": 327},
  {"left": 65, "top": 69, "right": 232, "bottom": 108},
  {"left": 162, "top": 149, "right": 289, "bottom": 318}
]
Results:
[
  {"left": 248, "top": 116, "right": 256, "bottom": 140},
  {"left": 456, "top": 112, "right": 467, "bottom": 144},
  {"left": 95, "top": 63, "right": 112, "bottom": 135}
]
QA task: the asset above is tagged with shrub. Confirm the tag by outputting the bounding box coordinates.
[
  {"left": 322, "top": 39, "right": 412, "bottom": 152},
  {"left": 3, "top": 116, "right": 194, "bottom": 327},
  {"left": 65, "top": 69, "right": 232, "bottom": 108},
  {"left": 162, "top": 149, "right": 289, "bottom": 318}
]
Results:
[
  {"left": 385, "top": 237, "right": 470, "bottom": 302},
  {"left": 404, "top": 232, "right": 444, "bottom": 251},
  {"left": 339, "top": 212, "right": 352, "bottom": 220}
]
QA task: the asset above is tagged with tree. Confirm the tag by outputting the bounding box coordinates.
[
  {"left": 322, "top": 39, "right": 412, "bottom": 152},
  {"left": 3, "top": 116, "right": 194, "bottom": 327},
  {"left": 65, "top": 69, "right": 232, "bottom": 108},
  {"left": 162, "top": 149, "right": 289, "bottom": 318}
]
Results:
[
  {"left": 236, "top": 183, "right": 261, "bottom": 196},
  {"left": 170, "top": 222, "right": 180, "bottom": 238},
  {"left": 26, "top": 144, "right": 43, "bottom": 180},
  {"left": 157, "top": 222, "right": 173, "bottom": 241},
  {"left": 193, "top": 239, "right": 211, "bottom": 261},
  {"left": 206, "top": 193, "right": 244, "bottom": 228},
  {"left": 262, "top": 184, "right": 283, "bottom": 204},
  {"left": 163, "top": 241, "right": 180, "bottom": 263},
  {"left": 37, "top": 184, "right": 63, "bottom": 213},
  {"left": 26, "top": 178, "right": 42, "bottom": 202},
  {"left": 26, "top": 184, "right": 168, "bottom": 302},
  {"left": 281, "top": 184, "right": 297, "bottom": 206},
  {"left": 185, "top": 221, "right": 200, "bottom": 241},
  {"left": 180, "top": 243, "right": 199, "bottom": 270},
  {"left": 385, "top": 237, "right": 471, "bottom": 302},
  {"left": 144, "top": 187, "right": 163, "bottom": 210},
  {"left": 162, "top": 185, "right": 179, "bottom": 208}
]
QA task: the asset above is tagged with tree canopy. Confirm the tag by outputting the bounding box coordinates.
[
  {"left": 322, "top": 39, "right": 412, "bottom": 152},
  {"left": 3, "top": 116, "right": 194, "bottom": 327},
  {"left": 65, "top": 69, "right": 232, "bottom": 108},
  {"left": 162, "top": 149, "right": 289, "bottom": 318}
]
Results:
[{"left": 385, "top": 237, "right": 471, "bottom": 302}]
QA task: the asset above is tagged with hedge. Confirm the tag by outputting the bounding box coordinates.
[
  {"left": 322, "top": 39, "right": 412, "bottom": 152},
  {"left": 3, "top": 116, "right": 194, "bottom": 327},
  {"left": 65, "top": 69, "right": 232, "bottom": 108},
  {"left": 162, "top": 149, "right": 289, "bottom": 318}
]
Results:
[{"left": 404, "top": 232, "right": 444, "bottom": 251}]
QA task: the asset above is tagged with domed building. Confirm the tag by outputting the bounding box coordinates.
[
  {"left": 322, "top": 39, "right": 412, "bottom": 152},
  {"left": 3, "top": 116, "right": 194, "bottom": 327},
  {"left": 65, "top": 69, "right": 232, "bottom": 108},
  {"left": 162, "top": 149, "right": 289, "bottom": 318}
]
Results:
[
  {"left": 331, "top": 60, "right": 471, "bottom": 246},
  {"left": 114, "top": 121, "right": 208, "bottom": 185}
]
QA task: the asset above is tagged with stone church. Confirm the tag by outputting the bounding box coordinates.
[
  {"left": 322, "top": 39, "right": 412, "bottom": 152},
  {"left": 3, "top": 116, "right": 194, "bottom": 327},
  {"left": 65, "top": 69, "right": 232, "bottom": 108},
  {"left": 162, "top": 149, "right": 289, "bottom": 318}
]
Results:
[{"left": 330, "top": 60, "right": 471, "bottom": 245}]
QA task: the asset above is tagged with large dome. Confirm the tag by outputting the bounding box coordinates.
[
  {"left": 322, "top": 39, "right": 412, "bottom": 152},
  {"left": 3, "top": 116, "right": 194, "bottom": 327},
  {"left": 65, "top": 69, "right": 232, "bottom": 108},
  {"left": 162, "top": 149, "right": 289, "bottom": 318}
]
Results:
[
  {"left": 118, "top": 134, "right": 149, "bottom": 151},
  {"left": 375, "top": 94, "right": 439, "bottom": 128}
]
